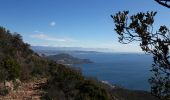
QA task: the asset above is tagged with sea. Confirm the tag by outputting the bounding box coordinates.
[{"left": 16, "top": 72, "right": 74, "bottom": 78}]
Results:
[{"left": 71, "top": 53, "right": 153, "bottom": 91}]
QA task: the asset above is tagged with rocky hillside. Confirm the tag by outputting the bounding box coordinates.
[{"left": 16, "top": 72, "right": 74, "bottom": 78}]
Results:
[{"left": 0, "top": 78, "right": 47, "bottom": 100}]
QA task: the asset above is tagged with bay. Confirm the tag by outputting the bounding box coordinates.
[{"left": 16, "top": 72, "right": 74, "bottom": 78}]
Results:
[{"left": 72, "top": 53, "right": 153, "bottom": 91}]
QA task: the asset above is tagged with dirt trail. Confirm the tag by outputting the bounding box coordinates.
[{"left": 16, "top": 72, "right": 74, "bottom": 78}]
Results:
[{"left": 0, "top": 78, "right": 47, "bottom": 100}]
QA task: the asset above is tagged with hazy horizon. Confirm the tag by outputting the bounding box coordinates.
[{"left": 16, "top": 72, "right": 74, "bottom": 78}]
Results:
[
  {"left": 1, "top": 0, "right": 170, "bottom": 52},
  {"left": 31, "top": 45, "right": 145, "bottom": 53}
]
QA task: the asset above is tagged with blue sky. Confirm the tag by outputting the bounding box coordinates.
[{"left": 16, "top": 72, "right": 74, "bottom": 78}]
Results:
[{"left": 0, "top": 0, "right": 170, "bottom": 52}]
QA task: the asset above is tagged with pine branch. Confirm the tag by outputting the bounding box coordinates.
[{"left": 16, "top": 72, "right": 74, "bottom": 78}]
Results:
[{"left": 155, "top": 0, "right": 170, "bottom": 8}]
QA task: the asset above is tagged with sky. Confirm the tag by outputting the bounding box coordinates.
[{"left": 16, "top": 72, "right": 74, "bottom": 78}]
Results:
[{"left": 0, "top": 0, "right": 170, "bottom": 52}]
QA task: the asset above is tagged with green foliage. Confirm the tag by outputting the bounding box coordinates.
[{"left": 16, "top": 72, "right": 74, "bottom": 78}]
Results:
[
  {"left": 111, "top": 11, "right": 170, "bottom": 99},
  {"left": 44, "top": 64, "right": 111, "bottom": 100},
  {"left": 2, "top": 57, "right": 21, "bottom": 80},
  {"left": 111, "top": 88, "right": 160, "bottom": 100},
  {"left": 0, "top": 26, "right": 46, "bottom": 77},
  {"left": 0, "top": 67, "right": 8, "bottom": 83},
  {"left": 77, "top": 80, "right": 110, "bottom": 100},
  {"left": 0, "top": 26, "right": 49, "bottom": 81}
]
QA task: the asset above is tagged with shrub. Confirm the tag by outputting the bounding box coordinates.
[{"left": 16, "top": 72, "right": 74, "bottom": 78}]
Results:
[
  {"left": 0, "top": 66, "right": 8, "bottom": 82},
  {"left": 2, "top": 57, "right": 21, "bottom": 80},
  {"left": 0, "top": 87, "right": 9, "bottom": 96},
  {"left": 45, "top": 64, "right": 111, "bottom": 100}
]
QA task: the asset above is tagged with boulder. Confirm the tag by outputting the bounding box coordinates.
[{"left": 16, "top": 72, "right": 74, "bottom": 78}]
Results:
[{"left": 4, "top": 80, "right": 14, "bottom": 91}]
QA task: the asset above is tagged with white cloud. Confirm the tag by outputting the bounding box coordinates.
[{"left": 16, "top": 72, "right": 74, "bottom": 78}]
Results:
[
  {"left": 49, "top": 21, "right": 56, "bottom": 26},
  {"left": 34, "top": 30, "right": 44, "bottom": 33},
  {"left": 30, "top": 33, "right": 74, "bottom": 42}
]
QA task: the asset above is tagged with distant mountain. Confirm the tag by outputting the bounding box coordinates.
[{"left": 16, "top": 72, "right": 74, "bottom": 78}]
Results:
[
  {"left": 31, "top": 46, "right": 104, "bottom": 56},
  {"left": 47, "top": 53, "right": 93, "bottom": 65},
  {"left": 31, "top": 46, "right": 113, "bottom": 54}
]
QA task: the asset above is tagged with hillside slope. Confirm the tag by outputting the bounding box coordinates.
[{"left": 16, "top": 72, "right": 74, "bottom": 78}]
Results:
[
  {"left": 0, "top": 26, "right": 160, "bottom": 100},
  {"left": 0, "top": 27, "right": 111, "bottom": 99}
]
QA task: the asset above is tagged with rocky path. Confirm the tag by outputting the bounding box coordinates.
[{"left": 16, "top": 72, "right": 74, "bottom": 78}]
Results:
[{"left": 0, "top": 78, "right": 47, "bottom": 100}]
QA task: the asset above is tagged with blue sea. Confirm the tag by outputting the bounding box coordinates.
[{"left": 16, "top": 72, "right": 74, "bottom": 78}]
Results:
[{"left": 71, "top": 53, "right": 153, "bottom": 91}]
